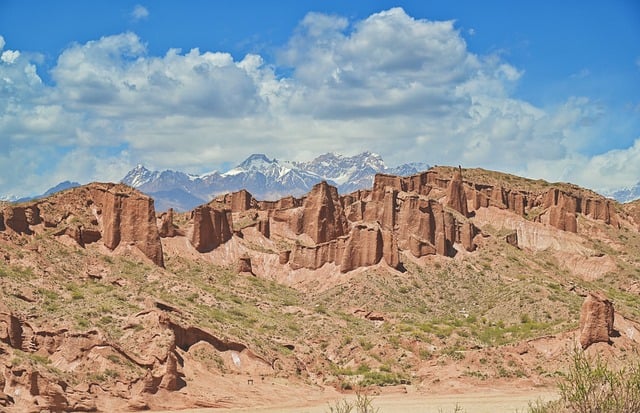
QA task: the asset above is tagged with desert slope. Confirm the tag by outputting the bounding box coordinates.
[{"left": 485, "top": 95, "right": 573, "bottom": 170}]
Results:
[{"left": 1, "top": 166, "right": 640, "bottom": 411}]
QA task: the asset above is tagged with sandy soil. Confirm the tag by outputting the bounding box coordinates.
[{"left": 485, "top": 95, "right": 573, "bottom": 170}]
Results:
[{"left": 151, "top": 386, "right": 557, "bottom": 413}]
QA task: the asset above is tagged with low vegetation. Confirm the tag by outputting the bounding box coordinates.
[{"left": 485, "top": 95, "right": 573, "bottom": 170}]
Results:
[{"left": 529, "top": 349, "right": 640, "bottom": 413}]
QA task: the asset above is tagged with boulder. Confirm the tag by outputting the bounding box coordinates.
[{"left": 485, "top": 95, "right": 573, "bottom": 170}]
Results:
[{"left": 579, "top": 292, "right": 614, "bottom": 349}]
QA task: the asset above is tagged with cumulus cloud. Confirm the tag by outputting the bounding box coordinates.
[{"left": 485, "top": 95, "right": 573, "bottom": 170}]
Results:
[
  {"left": 0, "top": 7, "right": 638, "bottom": 198},
  {"left": 131, "top": 5, "right": 149, "bottom": 21}
]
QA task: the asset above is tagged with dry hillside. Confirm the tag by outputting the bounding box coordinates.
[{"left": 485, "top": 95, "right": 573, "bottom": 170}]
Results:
[{"left": 1, "top": 167, "right": 640, "bottom": 411}]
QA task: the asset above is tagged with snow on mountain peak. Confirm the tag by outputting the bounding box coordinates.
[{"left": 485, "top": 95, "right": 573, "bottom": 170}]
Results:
[{"left": 118, "top": 152, "right": 430, "bottom": 211}]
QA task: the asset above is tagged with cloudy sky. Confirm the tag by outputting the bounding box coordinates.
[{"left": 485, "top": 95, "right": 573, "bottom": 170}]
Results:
[{"left": 1, "top": 1, "right": 639, "bottom": 199}]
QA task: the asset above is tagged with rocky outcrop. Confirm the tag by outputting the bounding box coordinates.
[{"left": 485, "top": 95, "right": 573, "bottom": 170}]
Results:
[
  {"left": 237, "top": 254, "right": 253, "bottom": 274},
  {"left": 340, "top": 224, "right": 383, "bottom": 273},
  {"left": 579, "top": 292, "right": 615, "bottom": 349},
  {"left": 289, "top": 239, "right": 346, "bottom": 270},
  {"left": 445, "top": 168, "right": 469, "bottom": 217},
  {"left": 2, "top": 206, "right": 32, "bottom": 234},
  {"left": 300, "top": 181, "right": 349, "bottom": 244},
  {"left": 158, "top": 208, "right": 177, "bottom": 237},
  {"left": 190, "top": 206, "right": 232, "bottom": 253},
  {"left": 92, "top": 186, "right": 165, "bottom": 267},
  {"left": 0, "top": 184, "right": 165, "bottom": 267}
]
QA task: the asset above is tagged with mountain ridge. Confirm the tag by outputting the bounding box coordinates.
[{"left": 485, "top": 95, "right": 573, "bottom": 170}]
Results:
[{"left": 122, "top": 151, "right": 430, "bottom": 211}]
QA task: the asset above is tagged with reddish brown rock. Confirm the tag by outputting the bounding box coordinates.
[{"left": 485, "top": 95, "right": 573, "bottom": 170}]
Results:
[
  {"left": 279, "top": 250, "right": 291, "bottom": 264},
  {"left": 445, "top": 168, "right": 469, "bottom": 217},
  {"left": 159, "top": 352, "right": 182, "bottom": 391},
  {"left": 459, "top": 221, "right": 477, "bottom": 252},
  {"left": 408, "top": 235, "right": 436, "bottom": 257},
  {"left": 505, "top": 232, "right": 518, "bottom": 247},
  {"left": 490, "top": 185, "right": 508, "bottom": 209},
  {"left": 397, "top": 195, "right": 436, "bottom": 250},
  {"left": 340, "top": 224, "right": 383, "bottom": 273},
  {"left": 381, "top": 188, "right": 397, "bottom": 230},
  {"left": 373, "top": 174, "right": 405, "bottom": 196},
  {"left": 300, "top": 181, "right": 348, "bottom": 244},
  {"left": 190, "top": 206, "right": 232, "bottom": 253},
  {"left": 257, "top": 216, "right": 270, "bottom": 238},
  {"left": 94, "top": 187, "right": 164, "bottom": 267},
  {"left": 579, "top": 292, "right": 614, "bottom": 349},
  {"left": 381, "top": 229, "right": 400, "bottom": 269},
  {"left": 158, "top": 208, "right": 177, "bottom": 238},
  {"left": 0, "top": 311, "right": 24, "bottom": 349},
  {"left": 289, "top": 239, "right": 345, "bottom": 270},
  {"left": 2, "top": 206, "right": 31, "bottom": 234},
  {"left": 237, "top": 254, "right": 253, "bottom": 274},
  {"left": 231, "top": 190, "right": 255, "bottom": 212}
]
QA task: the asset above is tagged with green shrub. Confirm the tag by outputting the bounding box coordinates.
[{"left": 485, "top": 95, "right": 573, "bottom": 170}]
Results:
[{"left": 531, "top": 348, "right": 640, "bottom": 412}]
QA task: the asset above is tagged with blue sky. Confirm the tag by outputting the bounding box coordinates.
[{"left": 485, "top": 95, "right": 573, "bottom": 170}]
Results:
[{"left": 0, "top": 1, "right": 639, "bottom": 198}]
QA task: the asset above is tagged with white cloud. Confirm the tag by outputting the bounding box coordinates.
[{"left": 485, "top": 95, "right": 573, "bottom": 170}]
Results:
[
  {"left": 0, "top": 7, "right": 638, "bottom": 198},
  {"left": 0, "top": 35, "right": 5, "bottom": 50},
  {"left": 1, "top": 50, "right": 20, "bottom": 64},
  {"left": 131, "top": 5, "right": 149, "bottom": 21}
]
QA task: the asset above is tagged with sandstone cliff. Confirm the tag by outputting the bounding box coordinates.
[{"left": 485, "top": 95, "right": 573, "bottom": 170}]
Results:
[{"left": 0, "top": 183, "right": 164, "bottom": 267}]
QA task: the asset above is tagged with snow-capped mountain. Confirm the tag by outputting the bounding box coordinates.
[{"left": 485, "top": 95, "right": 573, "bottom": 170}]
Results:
[
  {"left": 607, "top": 182, "right": 640, "bottom": 203},
  {"left": 121, "top": 152, "right": 430, "bottom": 211}
]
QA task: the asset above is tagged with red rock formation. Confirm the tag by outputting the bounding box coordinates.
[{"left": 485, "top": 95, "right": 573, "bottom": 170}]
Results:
[
  {"left": 490, "top": 185, "right": 508, "bottom": 209},
  {"left": 93, "top": 187, "right": 165, "bottom": 266},
  {"left": 237, "top": 254, "right": 253, "bottom": 274},
  {"left": 289, "top": 238, "right": 346, "bottom": 270},
  {"left": 381, "top": 229, "right": 400, "bottom": 269},
  {"left": 445, "top": 168, "right": 469, "bottom": 217},
  {"left": 257, "top": 215, "right": 270, "bottom": 238},
  {"left": 381, "top": 188, "right": 397, "bottom": 230},
  {"left": 300, "top": 181, "right": 348, "bottom": 244},
  {"left": 231, "top": 190, "right": 255, "bottom": 212},
  {"left": 190, "top": 206, "right": 232, "bottom": 253},
  {"left": 0, "top": 184, "right": 165, "bottom": 266},
  {"left": 340, "top": 224, "right": 383, "bottom": 273},
  {"left": 373, "top": 174, "right": 405, "bottom": 196},
  {"left": 158, "top": 208, "right": 177, "bottom": 238},
  {"left": 279, "top": 250, "right": 291, "bottom": 264},
  {"left": 579, "top": 291, "right": 614, "bottom": 349},
  {"left": 2, "top": 206, "right": 31, "bottom": 234},
  {"left": 459, "top": 222, "right": 477, "bottom": 252}
]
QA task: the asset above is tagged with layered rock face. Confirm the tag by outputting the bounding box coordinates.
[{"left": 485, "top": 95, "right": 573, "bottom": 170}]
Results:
[
  {"left": 190, "top": 205, "right": 232, "bottom": 253},
  {"left": 207, "top": 169, "right": 482, "bottom": 274},
  {"left": 1, "top": 306, "right": 270, "bottom": 411},
  {"left": 0, "top": 184, "right": 164, "bottom": 267},
  {"left": 91, "top": 186, "right": 165, "bottom": 266},
  {"left": 579, "top": 292, "right": 615, "bottom": 349},
  {"left": 300, "top": 181, "right": 349, "bottom": 244}
]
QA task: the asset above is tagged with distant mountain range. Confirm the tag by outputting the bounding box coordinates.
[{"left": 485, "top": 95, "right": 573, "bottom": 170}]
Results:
[
  {"left": 122, "top": 152, "right": 430, "bottom": 211},
  {"left": 606, "top": 183, "right": 640, "bottom": 204},
  {"left": 5, "top": 153, "right": 639, "bottom": 210}
]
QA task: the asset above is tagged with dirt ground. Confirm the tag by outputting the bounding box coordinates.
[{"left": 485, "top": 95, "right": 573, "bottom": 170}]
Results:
[{"left": 151, "top": 386, "right": 558, "bottom": 413}]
